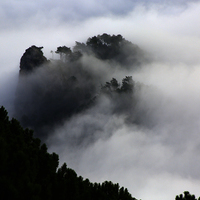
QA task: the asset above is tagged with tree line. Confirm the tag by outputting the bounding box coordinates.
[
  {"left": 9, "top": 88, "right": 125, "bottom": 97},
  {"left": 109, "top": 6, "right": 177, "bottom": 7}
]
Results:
[
  {"left": 0, "top": 106, "right": 199, "bottom": 199},
  {"left": 55, "top": 33, "right": 146, "bottom": 67}
]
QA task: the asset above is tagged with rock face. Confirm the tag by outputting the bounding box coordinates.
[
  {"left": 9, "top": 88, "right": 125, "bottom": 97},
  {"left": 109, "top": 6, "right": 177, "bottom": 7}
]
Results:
[{"left": 19, "top": 45, "right": 48, "bottom": 74}]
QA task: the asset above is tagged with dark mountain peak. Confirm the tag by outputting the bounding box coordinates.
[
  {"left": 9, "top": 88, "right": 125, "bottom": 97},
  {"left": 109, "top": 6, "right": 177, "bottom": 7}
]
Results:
[{"left": 19, "top": 45, "right": 48, "bottom": 75}]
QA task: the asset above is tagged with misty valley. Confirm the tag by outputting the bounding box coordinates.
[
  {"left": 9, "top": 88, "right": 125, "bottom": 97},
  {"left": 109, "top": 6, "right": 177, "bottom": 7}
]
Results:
[{"left": 1, "top": 34, "right": 199, "bottom": 200}]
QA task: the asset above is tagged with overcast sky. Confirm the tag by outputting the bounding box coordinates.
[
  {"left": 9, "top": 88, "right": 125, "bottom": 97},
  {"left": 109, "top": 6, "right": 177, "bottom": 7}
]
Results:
[{"left": 1, "top": 1, "right": 200, "bottom": 200}]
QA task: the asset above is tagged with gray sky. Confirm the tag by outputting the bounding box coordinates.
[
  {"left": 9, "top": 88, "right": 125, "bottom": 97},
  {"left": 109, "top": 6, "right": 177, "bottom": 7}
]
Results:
[{"left": 1, "top": 1, "right": 200, "bottom": 200}]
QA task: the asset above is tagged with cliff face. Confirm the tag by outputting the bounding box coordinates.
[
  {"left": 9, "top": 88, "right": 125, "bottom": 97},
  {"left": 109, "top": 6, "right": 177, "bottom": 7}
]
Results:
[{"left": 19, "top": 45, "right": 48, "bottom": 74}]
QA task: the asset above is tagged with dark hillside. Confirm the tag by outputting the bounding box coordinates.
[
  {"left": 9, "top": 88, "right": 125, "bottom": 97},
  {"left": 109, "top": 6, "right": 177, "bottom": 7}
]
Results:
[{"left": 0, "top": 106, "right": 137, "bottom": 200}]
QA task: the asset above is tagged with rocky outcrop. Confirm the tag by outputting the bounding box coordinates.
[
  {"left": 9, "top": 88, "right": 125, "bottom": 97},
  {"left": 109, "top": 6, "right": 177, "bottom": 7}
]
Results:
[{"left": 19, "top": 45, "right": 48, "bottom": 74}]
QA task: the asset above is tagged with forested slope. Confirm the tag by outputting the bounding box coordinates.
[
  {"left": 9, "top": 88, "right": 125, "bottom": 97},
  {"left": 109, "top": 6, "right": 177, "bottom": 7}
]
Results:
[{"left": 0, "top": 106, "right": 137, "bottom": 200}]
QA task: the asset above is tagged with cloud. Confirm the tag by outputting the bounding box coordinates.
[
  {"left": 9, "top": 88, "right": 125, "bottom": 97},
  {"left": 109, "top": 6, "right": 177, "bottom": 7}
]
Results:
[
  {"left": 1, "top": 0, "right": 199, "bottom": 31},
  {"left": 46, "top": 53, "right": 200, "bottom": 200},
  {"left": 47, "top": 61, "right": 200, "bottom": 200},
  {"left": 2, "top": 1, "right": 200, "bottom": 200}
]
